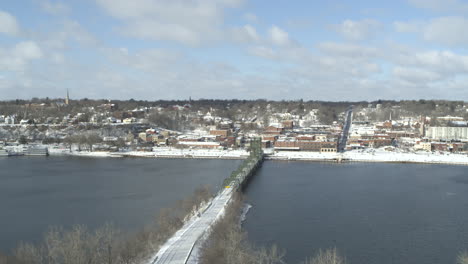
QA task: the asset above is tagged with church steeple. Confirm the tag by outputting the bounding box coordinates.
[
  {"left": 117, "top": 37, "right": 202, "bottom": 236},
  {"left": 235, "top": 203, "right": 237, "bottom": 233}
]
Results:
[{"left": 66, "top": 89, "right": 69, "bottom": 105}]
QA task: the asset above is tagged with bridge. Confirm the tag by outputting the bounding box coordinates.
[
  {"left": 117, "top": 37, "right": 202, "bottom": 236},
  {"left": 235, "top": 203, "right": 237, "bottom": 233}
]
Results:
[
  {"left": 147, "top": 139, "right": 263, "bottom": 264},
  {"left": 338, "top": 106, "right": 353, "bottom": 152}
]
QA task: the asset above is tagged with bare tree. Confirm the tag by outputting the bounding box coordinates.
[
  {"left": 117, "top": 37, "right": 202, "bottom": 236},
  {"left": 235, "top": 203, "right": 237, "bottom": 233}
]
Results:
[
  {"left": 458, "top": 251, "right": 468, "bottom": 264},
  {"left": 303, "top": 248, "right": 345, "bottom": 264}
]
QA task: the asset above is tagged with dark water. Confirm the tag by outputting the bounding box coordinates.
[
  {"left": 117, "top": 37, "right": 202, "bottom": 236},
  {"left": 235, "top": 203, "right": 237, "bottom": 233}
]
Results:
[
  {"left": 243, "top": 161, "right": 468, "bottom": 264},
  {"left": 0, "top": 156, "right": 241, "bottom": 252}
]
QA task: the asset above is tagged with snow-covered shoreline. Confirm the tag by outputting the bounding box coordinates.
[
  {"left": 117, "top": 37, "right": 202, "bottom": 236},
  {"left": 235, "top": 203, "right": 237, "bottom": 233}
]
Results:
[
  {"left": 47, "top": 147, "right": 249, "bottom": 159},
  {"left": 267, "top": 149, "right": 468, "bottom": 166},
  {"left": 46, "top": 147, "right": 468, "bottom": 165}
]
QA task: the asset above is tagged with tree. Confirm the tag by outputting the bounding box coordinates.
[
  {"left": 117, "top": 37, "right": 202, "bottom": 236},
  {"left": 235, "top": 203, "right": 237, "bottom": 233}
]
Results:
[
  {"left": 19, "top": 135, "right": 28, "bottom": 145},
  {"left": 86, "top": 133, "right": 102, "bottom": 152},
  {"left": 458, "top": 251, "right": 468, "bottom": 264},
  {"left": 303, "top": 248, "right": 345, "bottom": 264}
]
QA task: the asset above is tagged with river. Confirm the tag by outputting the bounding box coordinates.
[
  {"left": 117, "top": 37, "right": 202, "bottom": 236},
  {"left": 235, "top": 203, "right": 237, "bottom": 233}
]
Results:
[
  {"left": 0, "top": 156, "right": 241, "bottom": 252},
  {"left": 243, "top": 161, "right": 468, "bottom": 264}
]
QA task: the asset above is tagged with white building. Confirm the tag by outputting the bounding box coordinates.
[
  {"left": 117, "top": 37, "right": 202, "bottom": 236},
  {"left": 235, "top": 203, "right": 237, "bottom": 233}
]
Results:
[
  {"left": 427, "top": 127, "right": 468, "bottom": 140},
  {"left": 5, "top": 116, "right": 15, "bottom": 124}
]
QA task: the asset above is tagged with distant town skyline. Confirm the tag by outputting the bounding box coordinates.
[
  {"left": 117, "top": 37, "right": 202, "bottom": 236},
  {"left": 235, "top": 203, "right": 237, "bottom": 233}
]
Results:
[{"left": 1, "top": 0, "right": 468, "bottom": 101}]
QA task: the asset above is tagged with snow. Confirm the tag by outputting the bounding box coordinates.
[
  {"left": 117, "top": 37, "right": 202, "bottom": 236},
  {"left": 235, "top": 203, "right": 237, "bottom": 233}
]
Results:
[
  {"left": 46, "top": 146, "right": 248, "bottom": 159},
  {"left": 267, "top": 149, "right": 468, "bottom": 165},
  {"left": 46, "top": 144, "right": 468, "bottom": 165},
  {"left": 343, "top": 149, "right": 468, "bottom": 165}
]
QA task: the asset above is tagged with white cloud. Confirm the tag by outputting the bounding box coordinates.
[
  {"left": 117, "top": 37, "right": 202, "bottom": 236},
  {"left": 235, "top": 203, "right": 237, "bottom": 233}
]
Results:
[
  {"left": 95, "top": 0, "right": 245, "bottom": 45},
  {"left": 317, "top": 42, "right": 380, "bottom": 58},
  {"left": 268, "top": 25, "right": 291, "bottom": 46},
  {"left": 395, "top": 50, "right": 468, "bottom": 75},
  {"left": 0, "top": 10, "right": 20, "bottom": 36},
  {"left": 0, "top": 41, "right": 43, "bottom": 71},
  {"left": 232, "top": 24, "right": 260, "bottom": 44},
  {"left": 423, "top": 16, "right": 468, "bottom": 46},
  {"left": 40, "top": 1, "right": 70, "bottom": 15},
  {"left": 333, "top": 19, "right": 381, "bottom": 41},
  {"left": 395, "top": 16, "right": 468, "bottom": 46},
  {"left": 393, "top": 66, "right": 442, "bottom": 83}
]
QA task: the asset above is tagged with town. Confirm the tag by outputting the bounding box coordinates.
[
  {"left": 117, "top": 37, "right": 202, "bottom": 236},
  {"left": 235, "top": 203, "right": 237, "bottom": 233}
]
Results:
[{"left": 1, "top": 96, "right": 468, "bottom": 163}]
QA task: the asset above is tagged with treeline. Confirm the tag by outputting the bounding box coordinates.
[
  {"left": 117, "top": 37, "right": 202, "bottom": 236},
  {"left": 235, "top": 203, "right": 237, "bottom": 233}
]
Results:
[{"left": 0, "top": 185, "right": 212, "bottom": 264}]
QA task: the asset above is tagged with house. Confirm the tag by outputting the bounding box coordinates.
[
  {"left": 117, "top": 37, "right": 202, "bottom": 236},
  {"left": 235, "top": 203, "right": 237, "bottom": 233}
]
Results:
[
  {"left": 123, "top": 117, "right": 137, "bottom": 124},
  {"left": 106, "top": 117, "right": 118, "bottom": 123},
  {"left": 282, "top": 120, "right": 294, "bottom": 129},
  {"left": 210, "top": 129, "right": 230, "bottom": 137},
  {"left": 5, "top": 116, "right": 15, "bottom": 124},
  {"left": 264, "top": 126, "right": 284, "bottom": 135},
  {"left": 414, "top": 141, "right": 431, "bottom": 152}
]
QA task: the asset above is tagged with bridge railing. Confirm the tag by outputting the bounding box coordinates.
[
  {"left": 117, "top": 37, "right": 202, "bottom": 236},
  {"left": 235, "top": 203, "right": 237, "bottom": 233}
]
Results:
[{"left": 222, "top": 138, "right": 263, "bottom": 190}]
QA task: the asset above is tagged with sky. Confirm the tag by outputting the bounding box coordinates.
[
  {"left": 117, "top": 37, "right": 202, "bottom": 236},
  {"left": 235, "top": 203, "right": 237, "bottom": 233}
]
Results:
[{"left": 1, "top": 0, "right": 468, "bottom": 101}]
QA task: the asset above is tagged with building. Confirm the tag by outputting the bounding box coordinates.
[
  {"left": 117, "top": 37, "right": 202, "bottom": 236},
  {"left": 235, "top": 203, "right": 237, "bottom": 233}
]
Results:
[
  {"left": 65, "top": 89, "right": 70, "bottom": 105},
  {"left": 177, "top": 141, "right": 221, "bottom": 149},
  {"left": 5, "top": 116, "right": 15, "bottom": 124},
  {"left": 414, "top": 142, "right": 431, "bottom": 152},
  {"left": 282, "top": 120, "right": 294, "bottom": 129},
  {"left": 427, "top": 127, "right": 468, "bottom": 140},
  {"left": 264, "top": 126, "right": 283, "bottom": 135},
  {"left": 209, "top": 129, "right": 230, "bottom": 137}
]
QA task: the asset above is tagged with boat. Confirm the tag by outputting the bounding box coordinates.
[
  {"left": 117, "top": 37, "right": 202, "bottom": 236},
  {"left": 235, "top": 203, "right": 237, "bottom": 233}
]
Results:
[{"left": 23, "top": 146, "right": 49, "bottom": 156}]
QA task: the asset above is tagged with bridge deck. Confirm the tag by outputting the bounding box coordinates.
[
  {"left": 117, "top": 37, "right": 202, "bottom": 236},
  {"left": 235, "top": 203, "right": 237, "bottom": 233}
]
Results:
[{"left": 148, "top": 187, "right": 234, "bottom": 264}]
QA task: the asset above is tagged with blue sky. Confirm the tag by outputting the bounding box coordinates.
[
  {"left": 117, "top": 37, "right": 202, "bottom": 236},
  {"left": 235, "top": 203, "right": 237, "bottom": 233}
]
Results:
[{"left": 1, "top": 0, "right": 468, "bottom": 101}]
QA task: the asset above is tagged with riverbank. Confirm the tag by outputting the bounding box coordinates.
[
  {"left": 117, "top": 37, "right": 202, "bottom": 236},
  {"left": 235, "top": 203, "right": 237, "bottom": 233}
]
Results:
[
  {"left": 47, "top": 147, "right": 249, "bottom": 159},
  {"left": 45, "top": 146, "right": 468, "bottom": 166},
  {"left": 268, "top": 149, "right": 468, "bottom": 165}
]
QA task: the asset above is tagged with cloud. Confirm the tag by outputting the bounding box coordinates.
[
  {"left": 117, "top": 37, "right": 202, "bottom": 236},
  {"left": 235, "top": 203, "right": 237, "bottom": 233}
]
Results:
[
  {"left": 393, "top": 66, "right": 443, "bottom": 83},
  {"left": 394, "top": 16, "right": 468, "bottom": 46},
  {"left": 317, "top": 42, "right": 380, "bottom": 58},
  {"left": 423, "top": 16, "right": 468, "bottom": 46},
  {"left": 0, "top": 41, "right": 43, "bottom": 71},
  {"left": 40, "top": 1, "right": 70, "bottom": 15},
  {"left": 268, "top": 25, "right": 291, "bottom": 46},
  {"left": 333, "top": 19, "right": 381, "bottom": 41},
  {"left": 0, "top": 10, "right": 20, "bottom": 36},
  {"left": 95, "top": 0, "right": 245, "bottom": 45},
  {"left": 232, "top": 24, "right": 260, "bottom": 44},
  {"left": 247, "top": 45, "right": 277, "bottom": 59}
]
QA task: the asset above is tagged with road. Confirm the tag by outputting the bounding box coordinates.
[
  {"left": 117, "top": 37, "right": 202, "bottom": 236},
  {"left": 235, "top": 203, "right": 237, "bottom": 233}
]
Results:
[
  {"left": 338, "top": 106, "right": 353, "bottom": 152},
  {"left": 148, "top": 187, "right": 234, "bottom": 264}
]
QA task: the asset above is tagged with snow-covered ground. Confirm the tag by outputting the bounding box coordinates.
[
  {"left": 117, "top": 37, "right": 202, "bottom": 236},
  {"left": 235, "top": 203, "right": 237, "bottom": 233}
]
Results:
[
  {"left": 47, "top": 146, "right": 248, "bottom": 159},
  {"left": 267, "top": 151, "right": 338, "bottom": 161},
  {"left": 152, "top": 148, "right": 248, "bottom": 159},
  {"left": 46, "top": 145, "right": 468, "bottom": 165},
  {"left": 267, "top": 149, "right": 468, "bottom": 165},
  {"left": 343, "top": 149, "right": 468, "bottom": 165}
]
